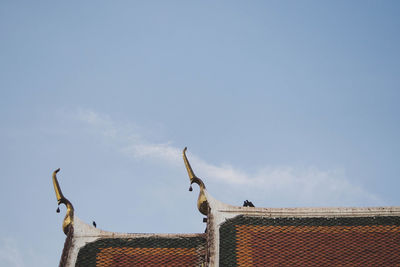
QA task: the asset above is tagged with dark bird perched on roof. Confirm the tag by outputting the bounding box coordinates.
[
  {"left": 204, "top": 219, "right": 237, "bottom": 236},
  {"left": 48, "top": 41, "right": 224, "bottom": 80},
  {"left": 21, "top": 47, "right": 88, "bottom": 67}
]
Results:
[
  {"left": 93, "top": 221, "right": 97, "bottom": 228},
  {"left": 243, "top": 200, "right": 255, "bottom": 207}
]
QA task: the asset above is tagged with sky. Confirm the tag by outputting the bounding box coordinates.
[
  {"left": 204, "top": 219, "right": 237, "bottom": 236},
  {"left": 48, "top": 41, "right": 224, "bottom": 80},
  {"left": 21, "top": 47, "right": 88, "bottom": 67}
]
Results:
[{"left": 0, "top": 1, "right": 399, "bottom": 266}]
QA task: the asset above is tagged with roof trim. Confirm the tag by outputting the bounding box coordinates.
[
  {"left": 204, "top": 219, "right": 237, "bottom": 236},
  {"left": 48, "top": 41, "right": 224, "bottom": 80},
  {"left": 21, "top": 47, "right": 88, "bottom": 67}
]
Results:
[
  {"left": 183, "top": 147, "right": 208, "bottom": 215},
  {"left": 52, "top": 168, "right": 74, "bottom": 235},
  {"left": 215, "top": 205, "right": 400, "bottom": 217}
]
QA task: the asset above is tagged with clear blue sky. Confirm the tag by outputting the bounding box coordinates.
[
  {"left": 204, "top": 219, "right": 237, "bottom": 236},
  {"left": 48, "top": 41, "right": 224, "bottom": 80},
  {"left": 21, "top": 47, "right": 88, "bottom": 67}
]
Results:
[{"left": 1, "top": 1, "right": 399, "bottom": 266}]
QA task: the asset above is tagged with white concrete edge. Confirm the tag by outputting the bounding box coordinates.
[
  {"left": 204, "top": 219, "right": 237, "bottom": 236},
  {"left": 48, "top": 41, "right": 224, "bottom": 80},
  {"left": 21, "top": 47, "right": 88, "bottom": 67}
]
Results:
[
  {"left": 217, "top": 206, "right": 400, "bottom": 217},
  {"left": 205, "top": 190, "right": 236, "bottom": 267}
]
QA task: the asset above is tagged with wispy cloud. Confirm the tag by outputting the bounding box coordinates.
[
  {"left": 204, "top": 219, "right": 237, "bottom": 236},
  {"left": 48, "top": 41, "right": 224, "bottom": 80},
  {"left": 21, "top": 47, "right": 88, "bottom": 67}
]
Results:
[
  {"left": 0, "top": 238, "right": 24, "bottom": 267},
  {"left": 75, "top": 109, "right": 382, "bottom": 206}
]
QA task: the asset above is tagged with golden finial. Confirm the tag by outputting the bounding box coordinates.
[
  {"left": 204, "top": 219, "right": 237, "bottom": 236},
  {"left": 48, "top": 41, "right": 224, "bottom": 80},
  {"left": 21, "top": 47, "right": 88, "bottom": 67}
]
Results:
[
  {"left": 52, "top": 168, "right": 74, "bottom": 235},
  {"left": 183, "top": 147, "right": 208, "bottom": 215}
]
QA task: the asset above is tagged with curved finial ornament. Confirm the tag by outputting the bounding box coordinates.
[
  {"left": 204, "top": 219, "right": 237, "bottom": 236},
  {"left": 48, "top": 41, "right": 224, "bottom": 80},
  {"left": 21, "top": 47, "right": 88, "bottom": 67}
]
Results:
[
  {"left": 52, "top": 168, "right": 74, "bottom": 235},
  {"left": 183, "top": 147, "right": 208, "bottom": 215}
]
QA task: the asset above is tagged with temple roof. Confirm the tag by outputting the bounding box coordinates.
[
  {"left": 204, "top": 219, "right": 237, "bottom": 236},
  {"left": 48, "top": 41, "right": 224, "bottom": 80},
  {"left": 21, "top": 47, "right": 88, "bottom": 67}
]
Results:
[
  {"left": 53, "top": 148, "right": 400, "bottom": 267},
  {"left": 57, "top": 216, "right": 206, "bottom": 266},
  {"left": 76, "top": 235, "right": 206, "bottom": 266},
  {"left": 219, "top": 215, "right": 400, "bottom": 266}
]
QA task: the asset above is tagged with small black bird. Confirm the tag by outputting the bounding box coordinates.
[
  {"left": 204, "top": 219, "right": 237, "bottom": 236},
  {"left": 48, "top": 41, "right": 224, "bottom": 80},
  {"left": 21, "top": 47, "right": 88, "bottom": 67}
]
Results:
[
  {"left": 93, "top": 221, "right": 97, "bottom": 228},
  {"left": 243, "top": 200, "right": 255, "bottom": 207}
]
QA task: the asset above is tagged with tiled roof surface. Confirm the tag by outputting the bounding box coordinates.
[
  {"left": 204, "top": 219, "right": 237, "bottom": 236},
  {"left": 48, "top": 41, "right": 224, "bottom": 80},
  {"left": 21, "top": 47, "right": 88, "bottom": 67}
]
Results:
[
  {"left": 75, "top": 235, "right": 206, "bottom": 266},
  {"left": 220, "top": 215, "right": 400, "bottom": 266}
]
